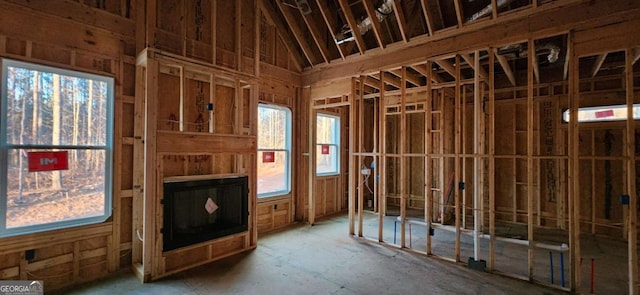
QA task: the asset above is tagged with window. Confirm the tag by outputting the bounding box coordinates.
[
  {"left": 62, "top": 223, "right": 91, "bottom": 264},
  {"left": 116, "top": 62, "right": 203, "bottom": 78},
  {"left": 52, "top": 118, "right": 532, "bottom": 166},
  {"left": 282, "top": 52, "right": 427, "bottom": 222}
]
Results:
[
  {"left": 0, "top": 59, "right": 113, "bottom": 237},
  {"left": 563, "top": 104, "right": 640, "bottom": 123},
  {"left": 316, "top": 113, "right": 340, "bottom": 175},
  {"left": 257, "top": 104, "right": 291, "bottom": 198}
]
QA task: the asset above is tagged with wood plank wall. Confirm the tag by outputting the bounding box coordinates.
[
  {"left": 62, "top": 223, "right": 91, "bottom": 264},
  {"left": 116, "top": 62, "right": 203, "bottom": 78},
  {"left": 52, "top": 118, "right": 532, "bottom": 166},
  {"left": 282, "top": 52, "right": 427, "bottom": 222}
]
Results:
[{"left": 0, "top": 0, "right": 304, "bottom": 291}]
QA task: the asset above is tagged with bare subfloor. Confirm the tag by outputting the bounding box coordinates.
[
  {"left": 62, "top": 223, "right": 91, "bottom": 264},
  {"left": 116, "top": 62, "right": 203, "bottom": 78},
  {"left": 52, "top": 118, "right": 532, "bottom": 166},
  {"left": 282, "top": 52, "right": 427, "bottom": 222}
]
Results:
[{"left": 61, "top": 214, "right": 565, "bottom": 295}]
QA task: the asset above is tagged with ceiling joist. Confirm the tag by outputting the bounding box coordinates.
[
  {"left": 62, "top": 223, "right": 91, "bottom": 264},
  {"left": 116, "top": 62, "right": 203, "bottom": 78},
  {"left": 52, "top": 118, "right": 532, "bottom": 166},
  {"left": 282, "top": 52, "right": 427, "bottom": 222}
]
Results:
[
  {"left": 274, "top": 0, "right": 317, "bottom": 66},
  {"left": 259, "top": 0, "right": 305, "bottom": 69},
  {"left": 392, "top": 0, "right": 409, "bottom": 42},
  {"left": 491, "top": 0, "right": 498, "bottom": 19},
  {"left": 591, "top": 53, "right": 608, "bottom": 78},
  {"left": 435, "top": 59, "right": 456, "bottom": 78},
  {"left": 391, "top": 69, "right": 421, "bottom": 87},
  {"left": 296, "top": 3, "right": 332, "bottom": 63},
  {"left": 315, "top": 0, "right": 346, "bottom": 60},
  {"left": 412, "top": 64, "right": 444, "bottom": 83},
  {"left": 382, "top": 72, "right": 402, "bottom": 88},
  {"left": 338, "top": 0, "right": 366, "bottom": 54},
  {"left": 460, "top": 54, "right": 488, "bottom": 81},
  {"left": 362, "top": 0, "right": 385, "bottom": 49},
  {"left": 453, "top": 0, "right": 464, "bottom": 28},
  {"left": 633, "top": 47, "right": 640, "bottom": 65},
  {"left": 494, "top": 49, "right": 517, "bottom": 86},
  {"left": 419, "top": 0, "right": 435, "bottom": 35}
]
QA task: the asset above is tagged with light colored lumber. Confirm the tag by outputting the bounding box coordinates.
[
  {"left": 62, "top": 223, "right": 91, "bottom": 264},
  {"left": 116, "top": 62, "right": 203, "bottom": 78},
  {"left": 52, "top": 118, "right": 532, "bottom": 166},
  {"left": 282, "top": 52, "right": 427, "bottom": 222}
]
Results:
[
  {"left": 420, "top": 0, "right": 435, "bottom": 35},
  {"left": 259, "top": 0, "right": 305, "bottom": 68},
  {"left": 358, "top": 77, "right": 364, "bottom": 237},
  {"left": 274, "top": 0, "right": 317, "bottom": 66},
  {"left": 453, "top": 0, "right": 464, "bottom": 28},
  {"left": 392, "top": 0, "right": 409, "bottom": 42},
  {"left": 298, "top": 2, "right": 331, "bottom": 63},
  {"left": 412, "top": 64, "right": 445, "bottom": 83},
  {"left": 527, "top": 39, "right": 534, "bottom": 280},
  {"left": 454, "top": 55, "right": 461, "bottom": 261},
  {"left": 590, "top": 53, "right": 607, "bottom": 78},
  {"left": 425, "top": 60, "right": 433, "bottom": 254},
  {"left": 348, "top": 83, "right": 356, "bottom": 233},
  {"left": 362, "top": 0, "right": 385, "bottom": 48},
  {"left": 626, "top": 48, "right": 638, "bottom": 295},
  {"left": 488, "top": 47, "right": 496, "bottom": 270},
  {"left": 435, "top": 59, "right": 456, "bottom": 78},
  {"left": 400, "top": 67, "right": 407, "bottom": 247},
  {"left": 567, "top": 31, "right": 581, "bottom": 293},
  {"left": 494, "top": 49, "right": 516, "bottom": 86},
  {"left": 315, "top": 0, "right": 346, "bottom": 60},
  {"left": 460, "top": 53, "right": 488, "bottom": 81},
  {"left": 491, "top": 0, "right": 498, "bottom": 19},
  {"left": 391, "top": 69, "right": 422, "bottom": 87},
  {"left": 337, "top": 0, "right": 366, "bottom": 54}
]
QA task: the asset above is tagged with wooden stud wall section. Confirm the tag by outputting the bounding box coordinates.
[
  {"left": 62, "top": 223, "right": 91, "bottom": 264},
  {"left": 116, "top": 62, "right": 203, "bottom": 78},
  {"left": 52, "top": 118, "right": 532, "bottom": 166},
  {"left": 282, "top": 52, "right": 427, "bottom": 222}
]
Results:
[
  {"left": 0, "top": 0, "right": 136, "bottom": 292},
  {"left": 134, "top": 50, "right": 257, "bottom": 281}
]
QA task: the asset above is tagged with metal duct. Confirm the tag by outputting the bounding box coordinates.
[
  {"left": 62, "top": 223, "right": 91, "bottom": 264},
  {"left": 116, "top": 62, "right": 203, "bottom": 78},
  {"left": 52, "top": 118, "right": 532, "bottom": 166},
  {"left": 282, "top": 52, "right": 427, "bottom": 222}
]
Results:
[
  {"left": 538, "top": 43, "right": 561, "bottom": 63},
  {"left": 336, "top": 0, "right": 395, "bottom": 44},
  {"left": 466, "top": 0, "right": 512, "bottom": 23}
]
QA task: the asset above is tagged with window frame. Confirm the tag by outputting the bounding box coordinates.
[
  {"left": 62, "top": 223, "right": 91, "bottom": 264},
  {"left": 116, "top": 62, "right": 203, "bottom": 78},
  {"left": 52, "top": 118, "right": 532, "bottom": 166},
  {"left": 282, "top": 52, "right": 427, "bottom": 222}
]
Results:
[
  {"left": 257, "top": 103, "right": 292, "bottom": 199},
  {"left": 316, "top": 112, "right": 340, "bottom": 176},
  {"left": 562, "top": 104, "right": 640, "bottom": 123},
  {"left": 0, "top": 58, "right": 114, "bottom": 237}
]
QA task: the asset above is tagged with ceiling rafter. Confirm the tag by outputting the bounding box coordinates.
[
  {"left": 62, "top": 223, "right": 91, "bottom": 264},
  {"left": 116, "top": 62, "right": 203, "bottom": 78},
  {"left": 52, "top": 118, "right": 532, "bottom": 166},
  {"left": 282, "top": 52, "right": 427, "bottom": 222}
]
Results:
[
  {"left": 259, "top": 0, "right": 305, "bottom": 69},
  {"left": 273, "top": 0, "right": 317, "bottom": 66},
  {"left": 453, "top": 0, "right": 464, "bottom": 28},
  {"left": 590, "top": 53, "right": 608, "bottom": 78},
  {"left": 364, "top": 75, "right": 381, "bottom": 89},
  {"left": 315, "top": 0, "right": 346, "bottom": 60},
  {"left": 494, "top": 49, "right": 516, "bottom": 86},
  {"left": 460, "top": 54, "right": 488, "bottom": 81},
  {"left": 362, "top": 0, "right": 385, "bottom": 49},
  {"left": 392, "top": 0, "right": 409, "bottom": 42},
  {"left": 337, "top": 0, "right": 366, "bottom": 54},
  {"left": 419, "top": 0, "right": 435, "bottom": 35},
  {"left": 491, "top": 0, "right": 498, "bottom": 19},
  {"left": 633, "top": 47, "right": 640, "bottom": 65},
  {"left": 382, "top": 72, "right": 401, "bottom": 88},
  {"left": 406, "top": 1, "right": 427, "bottom": 39},
  {"left": 563, "top": 38, "right": 570, "bottom": 80},
  {"left": 391, "top": 69, "right": 422, "bottom": 86},
  {"left": 296, "top": 2, "right": 332, "bottom": 63},
  {"left": 532, "top": 50, "right": 540, "bottom": 84},
  {"left": 435, "top": 59, "right": 456, "bottom": 78},
  {"left": 412, "top": 64, "right": 444, "bottom": 83}
]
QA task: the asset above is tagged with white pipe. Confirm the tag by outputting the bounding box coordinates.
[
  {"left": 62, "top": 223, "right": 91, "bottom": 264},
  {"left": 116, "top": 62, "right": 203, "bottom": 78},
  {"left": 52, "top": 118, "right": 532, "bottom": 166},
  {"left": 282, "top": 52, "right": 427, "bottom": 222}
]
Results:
[
  {"left": 467, "top": 0, "right": 511, "bottom": 23},
  {"left": 473, "top": 50, "right": 481, "bottom": 261}
]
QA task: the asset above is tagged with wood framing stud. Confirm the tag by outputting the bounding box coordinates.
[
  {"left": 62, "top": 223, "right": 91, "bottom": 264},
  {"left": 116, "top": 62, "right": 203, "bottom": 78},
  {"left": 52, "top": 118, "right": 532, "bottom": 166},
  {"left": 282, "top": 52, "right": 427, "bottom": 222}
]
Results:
[{"left": 338, "top": 0, "right": 366, "bottom": 54}]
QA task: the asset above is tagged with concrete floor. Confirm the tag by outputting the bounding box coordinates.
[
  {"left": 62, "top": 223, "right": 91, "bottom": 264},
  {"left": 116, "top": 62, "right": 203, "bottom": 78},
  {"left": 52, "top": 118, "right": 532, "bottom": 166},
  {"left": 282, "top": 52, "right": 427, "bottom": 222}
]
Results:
[{"left": 59, "top": 213, "right": 567, "bottom": 295}]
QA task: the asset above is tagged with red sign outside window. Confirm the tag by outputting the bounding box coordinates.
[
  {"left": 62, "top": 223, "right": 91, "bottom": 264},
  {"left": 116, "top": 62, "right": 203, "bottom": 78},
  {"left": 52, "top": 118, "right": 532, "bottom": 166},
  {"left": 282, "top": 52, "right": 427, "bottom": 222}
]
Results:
[
  {"left": 28, "top": 151, "right": 69, "bottom": 172},
  {"left": 321, "top": 145, "right": 330, "bottom": 155},
  {"left": 262, "top": 151, "right": 275, "bottom": 163},
  {"left": 595, "top": 109, "right": 614, "bottom": 118}
]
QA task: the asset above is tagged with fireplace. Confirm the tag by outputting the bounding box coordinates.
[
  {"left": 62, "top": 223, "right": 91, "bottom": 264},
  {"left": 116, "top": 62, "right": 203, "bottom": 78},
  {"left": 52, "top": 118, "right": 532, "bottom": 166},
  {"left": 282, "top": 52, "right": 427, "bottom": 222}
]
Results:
[{"left": 162, "top": 175, "right": 249, "bottom": 252}]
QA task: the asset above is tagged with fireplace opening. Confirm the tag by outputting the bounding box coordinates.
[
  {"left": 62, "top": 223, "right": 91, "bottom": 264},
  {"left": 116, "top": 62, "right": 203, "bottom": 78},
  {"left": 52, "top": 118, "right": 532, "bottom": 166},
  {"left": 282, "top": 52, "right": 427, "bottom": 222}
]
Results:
[{"left": 162, "top": 175, "right": 248, "bottom": 252}]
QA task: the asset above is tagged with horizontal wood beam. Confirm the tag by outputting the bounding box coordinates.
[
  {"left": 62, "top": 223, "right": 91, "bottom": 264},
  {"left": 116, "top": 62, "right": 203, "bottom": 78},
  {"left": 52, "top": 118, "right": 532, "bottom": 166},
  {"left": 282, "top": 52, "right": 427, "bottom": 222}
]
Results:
[
  {"left": 156, "top": 132, "right": 256, "bottom": 154},
  {"left": 302, "top": 0, "right": 639, "bottom": 84}
]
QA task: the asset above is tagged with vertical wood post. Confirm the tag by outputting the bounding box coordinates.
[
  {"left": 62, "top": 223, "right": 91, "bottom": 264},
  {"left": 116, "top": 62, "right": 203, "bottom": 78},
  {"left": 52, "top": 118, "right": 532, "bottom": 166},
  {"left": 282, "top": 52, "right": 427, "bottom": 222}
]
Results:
[
  {"left": 567, "top": 31, "right": 581, "bottom": 292},
  {"left": 488, "top": 47, "right": 496, "bottom": 270},
  {"left": 426, "top": 60, "right": 433, "bottom": 254},
  {"left": 527, "top": 39, "right": 535, "bottom": 280},
  {"left": 626, "top": 48, "right": 638, "bottom": 295}
]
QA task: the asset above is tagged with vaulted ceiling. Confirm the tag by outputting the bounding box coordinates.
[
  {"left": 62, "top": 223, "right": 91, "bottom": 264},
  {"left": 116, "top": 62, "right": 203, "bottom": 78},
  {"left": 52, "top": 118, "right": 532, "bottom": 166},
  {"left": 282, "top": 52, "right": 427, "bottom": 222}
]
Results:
[{"left": 260, "top": 0, "right": 557, "bottom": 70}]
